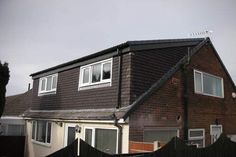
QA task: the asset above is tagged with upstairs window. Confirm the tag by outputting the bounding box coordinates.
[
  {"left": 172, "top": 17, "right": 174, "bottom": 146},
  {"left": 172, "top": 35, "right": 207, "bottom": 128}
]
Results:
[
  {"left": 194, "top": 70, "right": 224, "bottom": 98},
  {"left": 79, "top": 59, "right": 112, "bottom": 89},
  {"left": 38, "top": 74, "right": 58, "bottom": 95}
]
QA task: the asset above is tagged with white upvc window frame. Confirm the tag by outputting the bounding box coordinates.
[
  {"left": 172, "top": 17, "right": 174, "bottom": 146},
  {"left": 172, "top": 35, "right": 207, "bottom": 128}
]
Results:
[
  {"left": 194, "top": 69, "right": 224, "bottom": 98},
  {"left": 210, "top": 124, "right": 223, "bottom": 143},
  {"left": 83, "top": 127, "right": 118, "bottom": 154},
  {"left": 79, "top": 58, "right": 112, "bottom": 88},
  {"left": 188, "top": 128, "right": 205, "bottom": 148},
  {"left": 38, "top": 73, "right": 58, "bottom": 95},
  {"left": 31, "top": 120, "right": 52, "bottom": 146}
]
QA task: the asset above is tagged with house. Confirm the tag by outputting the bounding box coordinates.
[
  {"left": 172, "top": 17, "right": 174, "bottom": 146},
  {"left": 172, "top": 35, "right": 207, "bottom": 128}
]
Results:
[
  {"left": 22, "top": 38, "right": 236, "bottom": 157},
  {"left": 0, "top": 89, "right": 32, "bottom": 136}
]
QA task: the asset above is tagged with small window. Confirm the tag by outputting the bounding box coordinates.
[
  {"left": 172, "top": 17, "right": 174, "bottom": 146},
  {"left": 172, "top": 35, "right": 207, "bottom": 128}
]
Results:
[
  {"left": 188, "top": 129, "right": 205, "bottom": 148},
  {"left": 84, "top": 128, "right": 117, "bottom": 154},
  {"left": 38, "top": 74, "right": 58, "bottom": 95},
  {"left": 210, "top": 125, "right": 222, "bottom": 143},
  {"left": 32, "top": 120, "right": 52, "bottom": 145},
  {"left": 194, "top": 70, "right": 224, "bottom": 98},
  {"left": 79, "top": 59, "right": 112, "bottom": 88}
]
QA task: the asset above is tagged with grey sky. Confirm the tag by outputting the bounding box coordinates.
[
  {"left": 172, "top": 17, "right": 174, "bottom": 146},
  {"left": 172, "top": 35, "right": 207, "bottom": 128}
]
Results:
[{"left": 0, "top": 0, "right": 235, "bottom": 96}]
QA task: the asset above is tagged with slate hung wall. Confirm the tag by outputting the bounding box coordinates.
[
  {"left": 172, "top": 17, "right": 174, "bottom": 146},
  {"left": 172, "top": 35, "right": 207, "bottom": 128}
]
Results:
[{"left": 31, "top": 53, "right": 132, "bottom": 110}]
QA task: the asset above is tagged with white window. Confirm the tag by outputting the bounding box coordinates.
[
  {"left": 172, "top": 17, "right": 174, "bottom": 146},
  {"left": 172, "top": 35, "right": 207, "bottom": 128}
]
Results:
[
  {"left": 188, "top": 129, "right": 205, "bottom": 148},
  {"left": 194, "top": 70, "right": 224, "bottom": 98},
  {"left": 84, "top": 127, "right": 118, "bottom": 154},
  {"left": 143, "top": 128, "right": 179, "bottom": 143},
  {"left": 210, "top": 125, "right": 222, "bottom": 144},
  {"left": 79, "top": 59, "right": 112, "bottom": 88},
  {"left": 38, "top": 74, "right": 58, "bottom": 95},
  {"left": 32, "top": 121, "right": 52, "bottom": 145}
]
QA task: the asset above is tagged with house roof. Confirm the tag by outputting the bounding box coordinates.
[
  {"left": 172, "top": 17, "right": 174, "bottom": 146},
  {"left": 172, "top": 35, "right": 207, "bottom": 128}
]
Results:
[
  {"left": 2, "top": 90, "right": 32, "bottom": 117},
  {"left": 30, "top": 38, "right": 204, "bottom": 79},
  {"left": 123, "top": 38, "right": 236, "bottom": 120}
]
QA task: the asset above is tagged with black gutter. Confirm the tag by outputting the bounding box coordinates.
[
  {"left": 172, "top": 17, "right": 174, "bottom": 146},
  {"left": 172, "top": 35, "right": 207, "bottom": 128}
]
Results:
[{"left": 116, "top": 49, "right": 123, "bottom": 109}]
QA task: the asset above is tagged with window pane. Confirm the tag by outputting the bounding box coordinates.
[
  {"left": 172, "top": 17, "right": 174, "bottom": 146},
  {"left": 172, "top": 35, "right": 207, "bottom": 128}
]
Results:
[
  {"left": 195, "top": 72, "right": 202, "bottom": 92},
  {"left": 32, "top": 121, "right": 36, "bottom": 139},
  {"left": 47, "top": 123, "right": 51, "bottom": 143},
  {"left": 52, "top": 76, "right": 57, "bottom": 89},
  {"left": 83, "top": 68, "right": 90, "bottom": 84},
  {"left": 67, "top": 127, "right": 76, "bottom": 145},
  {"left": 102, "top": 62, "right": 111, "bottom": 80},
  {"left": 144, "top": 130, "right": 177, "bottom": 143},
  {"left": 92, "top": 64, "right": 101, "bottom": 83},
  {"left": 95, "top": 129, "right": 117, "bottom": 154},
  {"left": 46, "top": 76, "right": 52, "bottom": 91},
  {"left": 203, "top": 74, "right": 222, "bottom": 97},
  {"left": 85, "top": 129, "right": 93, "bottom": 145},
  {"left": 188, "top": 139, "right": 204, "bottom": 148},
  {"left": 36, "top": 121, "right": 46, "bottom": 143},
  {"left": 41, "top": 79, "right": 46, "bottom": 91},
  {"left": 189, "top": 130, "right": 203, "bottom": 138}
]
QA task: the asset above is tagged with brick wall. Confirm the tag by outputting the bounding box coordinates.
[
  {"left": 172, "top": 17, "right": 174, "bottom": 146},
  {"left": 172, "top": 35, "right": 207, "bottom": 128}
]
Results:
[{"left": 129, "top": 43, "right": 236, "bottom": 147}]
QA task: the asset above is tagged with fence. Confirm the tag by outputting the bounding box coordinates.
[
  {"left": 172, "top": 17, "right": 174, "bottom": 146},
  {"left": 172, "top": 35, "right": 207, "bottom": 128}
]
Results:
[
  {"left": 0, "top": 136, "right": 25, "bottom": 157},
  {"left": 47, "top": 134, "right": 236, "bottom": 157}
]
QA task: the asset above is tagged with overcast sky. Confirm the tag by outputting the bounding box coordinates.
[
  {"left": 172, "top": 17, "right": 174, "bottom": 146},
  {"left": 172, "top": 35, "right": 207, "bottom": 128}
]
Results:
[{"left": 0, "top": 0, "right": 236, "bottom": 96}]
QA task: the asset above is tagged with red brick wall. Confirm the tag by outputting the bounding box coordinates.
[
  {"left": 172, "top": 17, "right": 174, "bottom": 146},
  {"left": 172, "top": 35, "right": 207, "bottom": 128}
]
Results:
[
  {"left": 129, "top": 71, "right": 184, "bottom": 141},
  {"left": 129, "top": 43, "right": 236, "bottom": 146},
  {"left": 187, "top": 44, "right": 236, "bottom": 146}
]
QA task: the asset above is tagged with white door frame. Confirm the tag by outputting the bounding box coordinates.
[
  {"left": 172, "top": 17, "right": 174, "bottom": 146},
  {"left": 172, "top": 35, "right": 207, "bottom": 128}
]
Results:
[
  {"left": 64, "top": 123, "right": 77, "bottom": 147},
  {"left": 210, "top": 124, "right": 223, "bottom": 143}
]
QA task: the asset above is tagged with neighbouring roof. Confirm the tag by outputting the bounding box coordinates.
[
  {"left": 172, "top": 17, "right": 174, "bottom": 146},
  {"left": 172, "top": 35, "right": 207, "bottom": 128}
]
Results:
[
  {"left": 22, "top": 105, "right": 131, "bottom": 120},
  {"left": 30, "top": 38, "right": 204, "bottom": 78},
  {"left": 2, "top": 90, "right": 32, "bottom": 117}
]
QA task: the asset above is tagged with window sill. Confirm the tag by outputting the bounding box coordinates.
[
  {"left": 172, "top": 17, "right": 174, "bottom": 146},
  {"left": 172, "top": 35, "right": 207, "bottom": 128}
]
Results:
[
  {"left": 38, "top": 91, "right": 56, "bottom": 96},
  {"left": 32, "top": 140, "right": 51, "bottom": 147},
  {"left": 79, "top": 82, "right": 111, "bottom": 91},
  {"left": 194, "top": 91, "right": 224, "bottom": 99}
]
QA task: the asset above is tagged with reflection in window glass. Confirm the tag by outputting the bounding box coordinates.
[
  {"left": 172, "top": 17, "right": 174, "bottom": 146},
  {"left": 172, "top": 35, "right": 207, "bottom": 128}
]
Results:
[
  {"left": 85, "top": 129, "right": 93, "bottom": 145},
  {"left": 41, "top": 79, "right": 46, "bottom": 91},
  {"left": 103, "top": 63, "right": 111, "bottom": 80},
  {"left": 95, "top": 129, "right": 117, "bottom": 154},
  {"left": 92, "top": 64, "right": 101, "bottom": 83},
  {"left": 144, "top": 130, "right": 177, "bottom": 143},
  {"left": 36, "top": 121, "right": 46, "bottom": 142},
  {"left": 52, "top": 76, "right": 57, "bottom": 89},
  {"left": 195, "top": 72, "right": 202, "bottom": 92},
  {"left": 83, "top": 68, "right": 90, "bottom": 84},
  {"left": 46, "top": 76, "right": 52, "bottom": 91}
]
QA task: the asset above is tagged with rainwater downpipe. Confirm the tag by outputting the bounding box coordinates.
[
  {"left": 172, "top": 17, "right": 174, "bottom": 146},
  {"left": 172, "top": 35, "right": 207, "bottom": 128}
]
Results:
[
  {"left": 182, "top": 48, "right": 191, "bottom": 142},
  {"left": 116, "top": 48, "right": 122, "bottom": 109},
  {"left": 113, "top": 114, "right": 122, "bottom": 154}
]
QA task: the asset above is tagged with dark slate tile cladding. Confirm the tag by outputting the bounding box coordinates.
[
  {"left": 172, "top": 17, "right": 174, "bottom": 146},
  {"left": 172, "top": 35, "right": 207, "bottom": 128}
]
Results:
[
  {"left": 31, "top": 55, "right": 132, "bottom": 110},
  {"left": 130, "top": 47, "right": 189, "bottom": 103}
]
